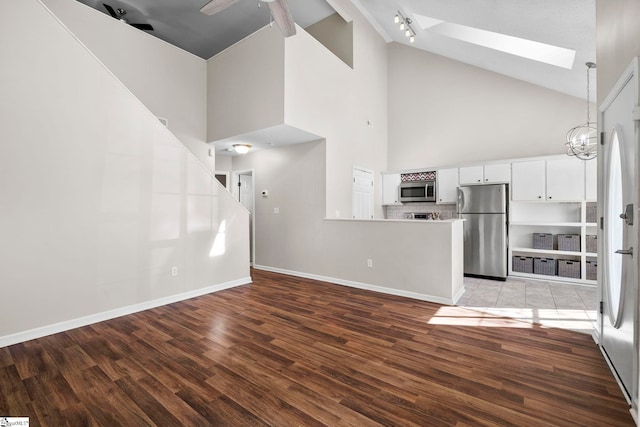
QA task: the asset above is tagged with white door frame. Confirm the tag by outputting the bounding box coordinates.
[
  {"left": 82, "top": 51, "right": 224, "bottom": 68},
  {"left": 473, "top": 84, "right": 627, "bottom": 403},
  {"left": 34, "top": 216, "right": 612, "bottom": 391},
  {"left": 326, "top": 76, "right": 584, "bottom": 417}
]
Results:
[{"left": 231, "top": 169, "right": 255, "bottom": 266}]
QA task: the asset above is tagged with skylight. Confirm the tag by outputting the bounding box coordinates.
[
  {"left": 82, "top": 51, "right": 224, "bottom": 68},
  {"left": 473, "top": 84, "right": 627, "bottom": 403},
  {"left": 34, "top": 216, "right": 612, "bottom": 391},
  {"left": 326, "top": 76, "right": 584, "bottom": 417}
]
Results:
[{"left": 413, "top": 14, "right": 576, "bottom": 69}]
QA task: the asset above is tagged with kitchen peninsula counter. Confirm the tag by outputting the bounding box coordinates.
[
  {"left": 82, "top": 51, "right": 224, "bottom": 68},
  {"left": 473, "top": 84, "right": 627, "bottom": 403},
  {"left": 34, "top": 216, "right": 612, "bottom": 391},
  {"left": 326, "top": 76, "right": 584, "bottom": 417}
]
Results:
[{"left": 316, "top": 218, "right": 464, "bottom": 304}]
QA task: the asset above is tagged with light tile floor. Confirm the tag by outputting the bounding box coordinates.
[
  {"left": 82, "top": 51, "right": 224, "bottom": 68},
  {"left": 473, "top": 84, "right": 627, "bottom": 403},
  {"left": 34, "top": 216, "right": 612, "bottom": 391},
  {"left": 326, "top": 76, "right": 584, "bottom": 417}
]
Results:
[{"left": 457, "top": 277, "right": 598, "bottom": 334}]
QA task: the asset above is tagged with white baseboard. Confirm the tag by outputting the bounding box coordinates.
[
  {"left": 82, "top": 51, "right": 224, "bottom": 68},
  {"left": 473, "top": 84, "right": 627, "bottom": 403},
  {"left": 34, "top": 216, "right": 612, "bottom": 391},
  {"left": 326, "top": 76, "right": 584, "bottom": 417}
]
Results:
[
  {"left": 253, "top": 264, "right": 457, "bottom": 305},
  {"left": 452, "top": 285, "right": 466, "bottom": 305},
  {"left": 0, "top": 277, "right": 251, "bottom": 349}
]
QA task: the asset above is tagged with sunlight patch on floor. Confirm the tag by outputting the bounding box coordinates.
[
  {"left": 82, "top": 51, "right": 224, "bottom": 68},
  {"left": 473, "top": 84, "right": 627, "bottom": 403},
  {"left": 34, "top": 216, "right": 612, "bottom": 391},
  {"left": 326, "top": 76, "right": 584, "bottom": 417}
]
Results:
[{"left": 430, "top": 306, "right": 597, "bottom": 332}]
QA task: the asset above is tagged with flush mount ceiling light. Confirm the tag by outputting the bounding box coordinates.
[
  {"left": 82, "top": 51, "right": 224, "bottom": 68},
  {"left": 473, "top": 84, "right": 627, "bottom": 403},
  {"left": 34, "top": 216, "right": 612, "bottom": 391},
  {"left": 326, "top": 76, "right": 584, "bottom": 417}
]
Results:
[
  {"left": 565, "top": 62, "right": 597, "bottom": 160},
  {"left": 394, "top": 11, "right": 416, "bottom": 43},
  {"left": 233, "top": 144, "right": 252, "bottom": 155}
]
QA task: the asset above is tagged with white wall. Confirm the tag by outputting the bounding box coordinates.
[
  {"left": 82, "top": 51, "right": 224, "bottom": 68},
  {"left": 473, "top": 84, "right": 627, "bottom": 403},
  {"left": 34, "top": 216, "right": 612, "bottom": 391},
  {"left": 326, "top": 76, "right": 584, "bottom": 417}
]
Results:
[
  {"left": 0, "top": 0, "right": 249, "bottom": 345},
  {"left": 207, "top": 27, "right": 285, "bottom": 142},
  {"left": 305, "top": 13, "right": 354, "bottom": 68},
  {"left": 387, "top": 43, "right": 589, "bottom": 170},
  {"left": 233, "top": 142, "right": 462, "bottom": 303},
  {"left": 233, "top": 141, "right": 326, "bottom": 272},
  {"left": 284, "top": 0, "right": 388, "bottom": 219},
  {"left": 596, "top": 0, "right": 640, "bottom": 100},
  {"left": 215, "top": 155, "right": 233, "bottom": 173},
  {"left": 41, "top": 0, "right": 211, "bottom": 172},
  {"left": 208, "top": 0, "right": 388, "bottom": 220}
]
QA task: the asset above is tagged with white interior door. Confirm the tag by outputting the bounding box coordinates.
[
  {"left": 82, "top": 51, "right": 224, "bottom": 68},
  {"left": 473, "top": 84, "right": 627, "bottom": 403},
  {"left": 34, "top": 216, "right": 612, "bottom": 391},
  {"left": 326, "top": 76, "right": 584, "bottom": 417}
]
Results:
[
  {"left": 239, "top": 174, "right": 253, "bottom": 212},
  {"left": 233, "top": 170, "right": 254, "bottom": 264},
  {"left": 353, "top": 167, "right": 374, "bottom": 219},
  {"left": 600, "top": 58, "right": 639, "bottom": 403}
]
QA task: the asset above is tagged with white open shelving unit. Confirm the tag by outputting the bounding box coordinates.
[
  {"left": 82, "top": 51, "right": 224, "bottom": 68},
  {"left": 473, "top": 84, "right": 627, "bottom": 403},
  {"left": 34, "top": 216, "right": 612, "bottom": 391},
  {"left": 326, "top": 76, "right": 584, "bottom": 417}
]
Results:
[{"left": 509, "top": 200, "right": 597, "bottom": 285}]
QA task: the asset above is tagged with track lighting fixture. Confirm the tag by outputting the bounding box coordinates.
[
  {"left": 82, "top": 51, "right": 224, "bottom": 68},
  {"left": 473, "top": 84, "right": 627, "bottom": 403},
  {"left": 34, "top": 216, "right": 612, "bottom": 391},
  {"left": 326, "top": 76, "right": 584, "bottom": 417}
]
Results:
[{"left": 394, "top": 11, "right": 416, "bottom": 43}]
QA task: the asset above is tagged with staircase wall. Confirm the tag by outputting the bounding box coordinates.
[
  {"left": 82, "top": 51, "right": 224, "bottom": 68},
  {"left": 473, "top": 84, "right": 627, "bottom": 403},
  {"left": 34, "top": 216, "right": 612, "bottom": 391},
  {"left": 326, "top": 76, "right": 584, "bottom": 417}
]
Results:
[
  {"left": 0, "top": 0, "right": 250, "bottom": 346},
  {"left": 41, "top": 0, "right": 212, "bottom": 172}
]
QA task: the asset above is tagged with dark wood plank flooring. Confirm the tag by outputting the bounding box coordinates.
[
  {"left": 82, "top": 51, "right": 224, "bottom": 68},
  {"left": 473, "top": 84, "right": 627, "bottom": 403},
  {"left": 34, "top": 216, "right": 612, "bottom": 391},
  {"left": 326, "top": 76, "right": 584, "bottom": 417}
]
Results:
[{"left": 0, "top": 269, "right": 633, "bottom": 426}]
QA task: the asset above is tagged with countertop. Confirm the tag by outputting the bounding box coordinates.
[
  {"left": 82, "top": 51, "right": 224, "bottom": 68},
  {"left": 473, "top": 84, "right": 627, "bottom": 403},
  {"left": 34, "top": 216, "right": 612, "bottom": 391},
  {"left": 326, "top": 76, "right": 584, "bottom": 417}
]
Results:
[{"left": 324, "top": 218, "right": 464, "bottom": 223}]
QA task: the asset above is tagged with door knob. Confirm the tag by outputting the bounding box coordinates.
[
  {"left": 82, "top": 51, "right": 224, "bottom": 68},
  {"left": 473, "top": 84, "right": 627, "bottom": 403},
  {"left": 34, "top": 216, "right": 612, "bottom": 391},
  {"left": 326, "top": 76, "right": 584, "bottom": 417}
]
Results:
[{"left": 615, "top": 247, "right": 634, "bottom": 257}]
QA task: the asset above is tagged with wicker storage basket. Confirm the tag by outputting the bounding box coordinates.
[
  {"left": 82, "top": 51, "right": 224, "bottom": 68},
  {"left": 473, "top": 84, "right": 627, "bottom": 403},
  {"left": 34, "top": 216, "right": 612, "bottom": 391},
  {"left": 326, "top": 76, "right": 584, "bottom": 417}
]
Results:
[
  {"left": 558, "top": 234, "right": 580, "bottom": 252},
  {"left": 533, "top": 258, "right": 557, "bottom": 276},
  {"left": 586, "top": 235, "right": 597, "bottom": 253},
  {"left": 513, "top": 256, "right": 533, "bottom": 274},
  {"left": 558, "top": 259, "right": 581, "bottom": 279},
  {"left": 533, "top": 233, "right": 553, "bottom": 250},
  {"left": 586, "top": 260, "right": 597, "bottom": 281},
  {"left": 586, "top": 204, "right": 597, "bottom": 223}
]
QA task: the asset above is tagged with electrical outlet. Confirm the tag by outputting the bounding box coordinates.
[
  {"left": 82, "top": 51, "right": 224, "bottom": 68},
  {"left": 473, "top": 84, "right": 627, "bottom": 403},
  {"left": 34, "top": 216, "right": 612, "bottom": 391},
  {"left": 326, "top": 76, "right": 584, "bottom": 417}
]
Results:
[
  {"left": 335, "top": 210, "right": 340, "bottom": 218},
  {"left": 274, "top": 207, "right": 280, "bottom": 214},
  {"left": 171, "top": 266, "right": 178, "bottom": 276},
  {"left": 367, "top": 259, "right": 373, "bottom": 268}
]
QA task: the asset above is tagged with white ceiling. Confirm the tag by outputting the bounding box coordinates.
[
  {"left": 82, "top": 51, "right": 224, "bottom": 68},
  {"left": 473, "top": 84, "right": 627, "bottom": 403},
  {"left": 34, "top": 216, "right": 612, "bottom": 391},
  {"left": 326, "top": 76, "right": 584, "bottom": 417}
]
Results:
[
  {"left": 214, "top": 125, "right": 323, "bottom": 156},
  {"left": 352, "top": 0, "right": 596, "bottom": 99},
  {"left": 74, "top": 0, "right": 596, "bottom": 154}
]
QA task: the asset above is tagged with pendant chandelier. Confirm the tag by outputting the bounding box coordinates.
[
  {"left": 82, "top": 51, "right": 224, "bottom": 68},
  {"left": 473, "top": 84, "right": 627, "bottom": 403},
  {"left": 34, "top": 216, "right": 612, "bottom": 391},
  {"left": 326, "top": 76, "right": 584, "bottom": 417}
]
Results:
[{"left": 566, "top": 62, "right": 597, "bottom": 160}]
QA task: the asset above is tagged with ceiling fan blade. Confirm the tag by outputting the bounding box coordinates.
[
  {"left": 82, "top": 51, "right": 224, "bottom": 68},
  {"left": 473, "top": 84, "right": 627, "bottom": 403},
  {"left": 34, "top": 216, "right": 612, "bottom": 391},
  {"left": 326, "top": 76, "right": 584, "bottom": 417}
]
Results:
[
  {"left": 102, "top": 3, "right": 118, "bottom": 18},
  {"left": 268, "top": 0, "right": 296, "bottom": 37},
  {"left": 200, "top": 0, "right": 240, "bottom": 15},
  {"left": 130, "top": 23, "right": 154, "bottom": 31}
]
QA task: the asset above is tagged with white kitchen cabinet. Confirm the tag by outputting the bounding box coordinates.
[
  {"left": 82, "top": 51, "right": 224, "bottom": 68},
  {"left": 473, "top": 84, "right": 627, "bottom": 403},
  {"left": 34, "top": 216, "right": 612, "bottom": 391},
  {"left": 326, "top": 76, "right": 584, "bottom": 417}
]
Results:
[
  {"left": 459, "top": 166, "right": 484, "bottom": 185},
  {"left": 511, "top": 160, "right": 546, "bottom": 201},
  {"left": 512, "top": 159, "right": 586, "bottom": 202},
  {"left": 483, "top": 163, "right": 511, "bottom": 183},
  {"left": 437, "top": 168, "right": 459, "bottom": 204},
  {"left": 546, "top": 158, "right": 584, "bottom": 201},
  {"left": 459, "top": 163, "right": 510, "bottom": 185},
  {"left": 585, "top": 159, "right": 597, "bottom": 201},
  {"left": 382, "top": 173, "right": 401, "bottom": 205}
]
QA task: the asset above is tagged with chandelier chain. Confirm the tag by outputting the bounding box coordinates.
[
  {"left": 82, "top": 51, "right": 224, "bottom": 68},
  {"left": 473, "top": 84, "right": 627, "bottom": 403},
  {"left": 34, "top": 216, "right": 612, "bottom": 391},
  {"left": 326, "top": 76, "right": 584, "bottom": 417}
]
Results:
[{"left": 586, "top": 65, "right": 591, "bottom": 123}]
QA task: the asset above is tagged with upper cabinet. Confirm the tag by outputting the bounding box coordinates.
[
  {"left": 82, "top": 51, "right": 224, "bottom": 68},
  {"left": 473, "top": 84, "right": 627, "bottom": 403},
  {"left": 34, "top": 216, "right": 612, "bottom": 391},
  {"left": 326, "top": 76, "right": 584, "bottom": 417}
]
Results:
[
  {"left": 383, "top": 155, "right": 595, "bottom": 207},
  {"left": 483, "top": 163, "right": 511, "bottom": 183},
  {"left": 437, "top": 168, "right": 459, "bottom": 204},
  {"left": 459, "top": 166, "right": 484, "bottom": 185},
  {"left": 382, "top": 173, "right": 401, "bottom": 205},
  {"left": 511, "top": 160, "right": 546, "bottom": 201},
  {"left": 546, "top": 158, "right": 585, "bottom": 201},
  {"left": 512, "top": 158, "right": 585, "bottom": 201},
  {"left": 459, "top": 163, "right": 511, "bottom": 185}
]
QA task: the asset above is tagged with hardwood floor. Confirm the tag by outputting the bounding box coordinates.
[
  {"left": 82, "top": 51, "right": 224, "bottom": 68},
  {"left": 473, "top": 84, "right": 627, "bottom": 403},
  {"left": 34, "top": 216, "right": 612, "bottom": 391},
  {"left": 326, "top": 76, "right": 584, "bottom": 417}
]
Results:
[{"left": 0, "top": 269, "right": 633, "bottom": 426}]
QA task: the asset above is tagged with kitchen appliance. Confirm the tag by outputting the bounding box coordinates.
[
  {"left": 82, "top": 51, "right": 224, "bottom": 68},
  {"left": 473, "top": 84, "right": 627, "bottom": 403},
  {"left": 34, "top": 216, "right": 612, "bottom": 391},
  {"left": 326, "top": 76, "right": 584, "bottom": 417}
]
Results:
[
  {"left": 399, "top": 180, "right": 436, "bottom": 203},
  {"left": 457, "top": 184, "right": 508, "bottom": 280}
]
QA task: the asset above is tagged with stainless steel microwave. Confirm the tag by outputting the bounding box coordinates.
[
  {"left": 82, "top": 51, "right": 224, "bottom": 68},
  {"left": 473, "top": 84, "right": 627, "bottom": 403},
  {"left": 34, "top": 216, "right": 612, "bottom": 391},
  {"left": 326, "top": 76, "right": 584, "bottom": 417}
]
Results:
[{"left": 399, "top": 180, "right": 436, "bottom": 203}]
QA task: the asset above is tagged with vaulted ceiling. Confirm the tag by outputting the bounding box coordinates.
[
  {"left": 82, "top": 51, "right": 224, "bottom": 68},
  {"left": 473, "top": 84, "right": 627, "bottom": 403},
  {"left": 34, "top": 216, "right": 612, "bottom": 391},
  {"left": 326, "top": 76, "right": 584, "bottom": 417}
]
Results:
[{"left": 76, "top": 0, "right": 595, "bottom": 99}]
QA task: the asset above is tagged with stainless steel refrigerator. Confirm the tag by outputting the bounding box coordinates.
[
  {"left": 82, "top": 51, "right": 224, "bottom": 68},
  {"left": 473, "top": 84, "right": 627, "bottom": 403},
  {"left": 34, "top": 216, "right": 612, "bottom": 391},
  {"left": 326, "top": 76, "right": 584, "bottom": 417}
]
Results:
[{"left": 457, "top": 184, "right": 508, "bottom": 280}]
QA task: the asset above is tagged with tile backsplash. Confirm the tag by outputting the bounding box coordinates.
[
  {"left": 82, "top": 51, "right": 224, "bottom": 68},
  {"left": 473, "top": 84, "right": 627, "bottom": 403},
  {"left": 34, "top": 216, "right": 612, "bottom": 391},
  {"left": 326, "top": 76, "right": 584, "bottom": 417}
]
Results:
[
  {"left": 400, "top": 171, "right": 436, "bottom": 182},
  {"left": 385, "top": 203, "right": 457, "bottom": 220}
]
